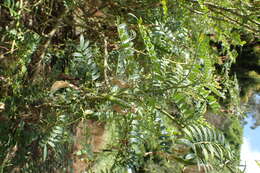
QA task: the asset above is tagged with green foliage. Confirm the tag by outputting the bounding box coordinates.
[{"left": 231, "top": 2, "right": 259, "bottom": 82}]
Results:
[
  {"left": 181, "top": 125, "right": 234, "bottom": 169},
  {"left": 0, "top": 0, "right": 253, "bottom": 172},
  {"left": 72, "top": 35, "right": 100, "bottom": 81}
]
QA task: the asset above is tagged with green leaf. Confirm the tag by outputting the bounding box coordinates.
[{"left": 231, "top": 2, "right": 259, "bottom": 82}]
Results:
[
  {"left": 43, "top": 144, "right": 48, "bottom": 161},
  {"left": 48, "top": 141, "right": 55, "bottom": 148},
  {"left": 177, "top": 138, "right": 193, "bottom": 148},
  {"left": 184, "top": 153, "right": 196, "bottom": 161},
  {"left": 202, "top": 144, "right": 209, "bottom": 161},
  {"left": 80, "top": 34, "right": 85, "bottom": 49}
]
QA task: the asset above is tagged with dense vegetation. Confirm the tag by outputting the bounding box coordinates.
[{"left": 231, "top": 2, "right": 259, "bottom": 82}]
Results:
[{"left": 0, "top": 0, "right": 259, "bottom": 172}]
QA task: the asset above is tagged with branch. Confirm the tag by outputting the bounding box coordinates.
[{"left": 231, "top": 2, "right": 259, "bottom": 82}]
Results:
[
  {"left": 26, "top": 8, "right": 68, "bottom": 81},
  {"left": 204, "top": 2, "right": 260, "bottom": 26},
  {"left": 185, "top": 4, "right": 259, "bottom": 36},
  {"left": 208, "top": 6, "right": 259, "bottom": 33},
  {"left": 155, "top": 106, "right": 183, "bottom": 129},
  {"left": 185, "top": 0, "right": 260, "bottom": 35},
  {"left": 79, "top": 1, "right": 110, "bottom": 19}
]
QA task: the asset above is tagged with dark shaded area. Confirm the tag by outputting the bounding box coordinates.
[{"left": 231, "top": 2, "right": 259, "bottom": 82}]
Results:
[
  {"left": 231, "top": 40, "right": 260, "bottom": 102},
  {"left": 231, "top": 40, "right": 260, "bottom": 74}
]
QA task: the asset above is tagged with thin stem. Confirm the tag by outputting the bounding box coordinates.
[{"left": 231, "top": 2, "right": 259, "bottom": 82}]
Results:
[{"left": 104, "top": 37, "right": 110, "bottom": 87}]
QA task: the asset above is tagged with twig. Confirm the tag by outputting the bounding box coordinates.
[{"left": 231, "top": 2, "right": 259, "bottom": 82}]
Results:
[
  {"left": 208, "top": 6, "right": 259, "bottom": 33},
  {"left": 0, "top": 45, "right": 9, "bottom": 50},
  {"left": 204, "top": 2, "right": 260, "bottom": 26},
  {"left": 186, "top": 5, "right": 259, "bottom": 37},
  {"left": 104, "top": 37, "right": 110, "bottom": 87},
  {"left": 155, "top": 106, "right": 183, "bottom": 129},
  {"left": 185, "top": 0, "right": 259, "bottom": 35}
]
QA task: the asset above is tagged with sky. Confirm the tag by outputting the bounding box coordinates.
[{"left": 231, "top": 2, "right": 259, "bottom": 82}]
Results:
[
  {"left": 241, "top": 136, "right": 260, "bottom": 173},
  {"left": 241, "top": 109, "right": 260, "bottom": 172}
]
